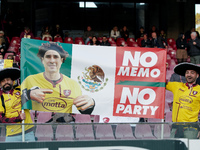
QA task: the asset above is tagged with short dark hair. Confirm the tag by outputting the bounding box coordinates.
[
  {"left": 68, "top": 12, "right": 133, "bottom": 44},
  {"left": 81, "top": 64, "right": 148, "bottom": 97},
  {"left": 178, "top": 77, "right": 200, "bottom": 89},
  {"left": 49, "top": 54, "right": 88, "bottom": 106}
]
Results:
[{"left": 37, "top": 42, "right": 69, "bottom": 62}]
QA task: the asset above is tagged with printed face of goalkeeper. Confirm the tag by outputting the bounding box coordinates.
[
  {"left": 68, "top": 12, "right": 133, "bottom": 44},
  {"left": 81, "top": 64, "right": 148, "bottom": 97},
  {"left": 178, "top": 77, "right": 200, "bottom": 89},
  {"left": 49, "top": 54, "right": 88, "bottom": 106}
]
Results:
[{"left": 29, "top": 43, "right": 94, "bottom": 111}]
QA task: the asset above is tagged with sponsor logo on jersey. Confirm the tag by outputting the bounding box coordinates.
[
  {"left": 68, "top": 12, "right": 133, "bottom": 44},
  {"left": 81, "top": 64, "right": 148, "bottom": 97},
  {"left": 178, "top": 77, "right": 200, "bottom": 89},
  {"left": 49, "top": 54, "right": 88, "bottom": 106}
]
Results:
[
  {"left": 42, "top": 97, "right": 67, "bottom": 111},
  {"left": 179, "top": 96, "right": 193, "bottom": 104},
  {"left": 77, "top": 65, "right": 108, "bottom": 93}
]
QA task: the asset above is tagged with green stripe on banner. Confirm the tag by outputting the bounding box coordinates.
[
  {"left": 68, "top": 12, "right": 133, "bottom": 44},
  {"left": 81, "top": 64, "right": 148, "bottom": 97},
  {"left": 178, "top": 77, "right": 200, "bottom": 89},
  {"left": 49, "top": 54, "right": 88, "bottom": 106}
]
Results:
[{"left": 117, "top": 81, "right": 166, "bottom": 87}]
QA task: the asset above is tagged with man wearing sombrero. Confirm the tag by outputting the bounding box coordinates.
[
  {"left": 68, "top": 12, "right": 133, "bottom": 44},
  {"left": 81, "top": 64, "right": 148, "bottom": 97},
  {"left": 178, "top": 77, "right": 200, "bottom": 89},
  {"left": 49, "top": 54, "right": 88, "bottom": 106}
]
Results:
[
  {"left": 0, "top": 67, "right": 35, "bottom": 142},
  {"left": 166, "top": 62, "right": 200, "bottom": 139}
]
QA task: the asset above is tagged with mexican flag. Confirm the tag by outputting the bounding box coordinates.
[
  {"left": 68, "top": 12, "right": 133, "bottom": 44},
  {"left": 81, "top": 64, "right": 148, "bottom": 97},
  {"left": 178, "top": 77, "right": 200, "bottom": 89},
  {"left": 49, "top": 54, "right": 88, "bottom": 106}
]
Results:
[{"left": 21, "top": 38, "right": 166, "bottom": 119}]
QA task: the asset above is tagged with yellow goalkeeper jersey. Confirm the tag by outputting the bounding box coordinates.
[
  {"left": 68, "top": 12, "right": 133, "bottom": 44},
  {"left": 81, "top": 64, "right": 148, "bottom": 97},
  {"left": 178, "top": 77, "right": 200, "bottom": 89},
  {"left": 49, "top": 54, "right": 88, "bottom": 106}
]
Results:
[
  {"left": 166, "top": 82, "right": 200, "bottom": 122},
  {"left": 0, "top": 86, "right": 33, "bottom": 136},
  {"left": 21, "top": 73, "right": 82, "bottom": 113}
]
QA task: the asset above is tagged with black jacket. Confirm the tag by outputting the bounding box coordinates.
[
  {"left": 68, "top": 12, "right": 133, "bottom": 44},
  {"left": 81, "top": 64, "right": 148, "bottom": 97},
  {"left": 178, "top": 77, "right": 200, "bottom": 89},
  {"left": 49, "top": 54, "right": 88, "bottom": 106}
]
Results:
[
  {"left": 187, "top": 38, "right": 200, "bottom": 56},
  {"left": 176, "top": 38, "right": 187, "bottom": 49}
]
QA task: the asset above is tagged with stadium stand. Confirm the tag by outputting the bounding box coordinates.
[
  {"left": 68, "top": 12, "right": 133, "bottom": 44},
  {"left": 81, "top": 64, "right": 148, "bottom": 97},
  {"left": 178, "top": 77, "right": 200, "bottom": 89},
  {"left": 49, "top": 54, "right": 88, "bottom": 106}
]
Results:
[
  {"left": 64, "top": 37, "right": 73, "bottom": 44},
  {"left": 154, "top": 124, "right": 171, "bottom": 139}
]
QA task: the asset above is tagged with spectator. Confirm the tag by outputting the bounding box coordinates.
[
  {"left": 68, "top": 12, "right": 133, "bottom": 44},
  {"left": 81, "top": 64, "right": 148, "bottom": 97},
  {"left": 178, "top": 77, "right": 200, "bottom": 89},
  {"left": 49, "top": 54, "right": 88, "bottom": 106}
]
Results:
[
  {"left": 137, "top": 26, "right": 145, "bottom": 39},
  {"left": 0, "top": 30, "right": 9, "bottom": 50},
  {"left": 0, "top": 53, "right": 3, "bottom": 60},
  {"left": 120, "top": 26, "right": 129, "bottom": 41},
  {"left": 41, "top": 25, "right": 53, "bottom": 40},
  {"left": 100, "top": 36, "right": 111, "bottom": 46},
  {"left": 110, "top": 26, "right": 120, "bottom": 41},
  {"left": 7, "top": 55, "right": 19, "bottom": 68},
  {"left": 90, "top": 36, "right": 100, "bottom": 46},
  {"left": 53, "top": 24, "right": 64, "bottom": 39},
  {"left": 83, "top": 26, "right": 95, "bottom": 44},
  {"left": 0, "top": 37, "right": 6, "bottom": 55},
  {"left": 185, "top": 27, "right": 195, "bottom": 40},
  {"left": 176, "top": 33, "right": 188, "bottom": 63},
  {"left": 148, "top": 25, "right": 159, "bottom": 37},
  {"left": 160, "top": 29, "right": 167, "bottom": 39},
  {"left": 20, "top": 27, "right": 34, "bottom": 41},
  {"left": 187, "top": 32, "right": 200, "bottom": 64},
  {"left": 141, "top": 34, "right": 151, "bottom": 47},
  {"left": 0, "top": 66, "right": 35, "bottom": 142},
  {"left": 150, "top": 32, "right": 167, "bottom": 48},
  {"left": 166, "top": 62, "right": 200, "bottom": 139}
]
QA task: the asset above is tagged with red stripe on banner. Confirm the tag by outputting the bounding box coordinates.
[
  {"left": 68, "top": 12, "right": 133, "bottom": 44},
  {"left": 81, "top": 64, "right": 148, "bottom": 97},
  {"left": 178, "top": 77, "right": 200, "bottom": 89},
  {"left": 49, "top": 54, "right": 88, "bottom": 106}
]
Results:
[{"left": 114, "top": 47, "right": 167, "bottom": 119}]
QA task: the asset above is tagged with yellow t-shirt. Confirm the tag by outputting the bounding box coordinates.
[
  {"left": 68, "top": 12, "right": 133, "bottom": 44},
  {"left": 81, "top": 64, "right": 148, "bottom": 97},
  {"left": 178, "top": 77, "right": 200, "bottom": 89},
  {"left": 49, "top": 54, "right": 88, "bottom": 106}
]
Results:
[
  {"left": 166, "top": 82, "right": 200, "bottom": 122},
  {"left": 21, "top": 73, "right": 82, "bottom": 113},
  {"left": 0, "top": 86, "right": 33, "bottom": 136}
]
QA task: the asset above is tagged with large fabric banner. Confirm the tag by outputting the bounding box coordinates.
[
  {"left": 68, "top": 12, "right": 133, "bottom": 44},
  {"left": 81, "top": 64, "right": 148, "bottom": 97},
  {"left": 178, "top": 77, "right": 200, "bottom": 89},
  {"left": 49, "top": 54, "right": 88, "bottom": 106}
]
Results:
[{"left": 21, "top": 38, "right": 166, "bottom": 119}]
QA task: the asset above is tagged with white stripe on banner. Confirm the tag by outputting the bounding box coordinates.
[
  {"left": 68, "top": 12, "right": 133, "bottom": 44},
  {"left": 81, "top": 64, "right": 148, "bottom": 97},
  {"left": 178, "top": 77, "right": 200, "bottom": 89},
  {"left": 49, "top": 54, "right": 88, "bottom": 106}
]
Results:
[{"left": 71, "top": 45, "right": 116, "bottom": 116}]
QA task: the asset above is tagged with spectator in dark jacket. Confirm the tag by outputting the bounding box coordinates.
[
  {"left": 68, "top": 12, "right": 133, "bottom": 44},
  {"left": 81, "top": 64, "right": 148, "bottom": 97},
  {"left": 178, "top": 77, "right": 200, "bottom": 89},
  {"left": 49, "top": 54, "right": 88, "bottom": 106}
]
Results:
[
  {"left": 187, "top": 32, "right": 200, "bottom": 64},
  {"left": 150, "top": 32, "right": 168, "bottom": 48},
  {"left": 120, "top": 26, "right": 129, "bottom": 41},
  {"left": 100, "top": 36, "right": 111, "bottom": 46},
  {"left": 176, "top": 33, "right": 188, "bottom": 63},
  {"left": 141, "top": 34, "right": 151, "bottom": 47},
  {"left": 90, "top": 36, "right": 100, "bottom": 46}
]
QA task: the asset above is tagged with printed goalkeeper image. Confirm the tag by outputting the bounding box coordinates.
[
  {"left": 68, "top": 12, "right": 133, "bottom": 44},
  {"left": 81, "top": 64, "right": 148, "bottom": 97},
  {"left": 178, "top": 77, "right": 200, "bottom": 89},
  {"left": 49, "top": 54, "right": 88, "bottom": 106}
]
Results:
[
  {"left": 21, "top": 39, "right": 95, "bottom": 115},
  {"left": 21, "top": 38, "right": 166, "bottom": 119}
]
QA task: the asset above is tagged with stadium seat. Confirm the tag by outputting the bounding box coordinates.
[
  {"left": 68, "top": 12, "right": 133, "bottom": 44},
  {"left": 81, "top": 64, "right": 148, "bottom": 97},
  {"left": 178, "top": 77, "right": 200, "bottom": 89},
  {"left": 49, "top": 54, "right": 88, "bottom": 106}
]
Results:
[
  {"left": 167, "top": 38, "right": 176, "bottom": 46},
  {"left": 35, "top": 125, "right": 54, "bottom": 141},
  {"left": 127, "top": 38, "right": 135, "bottom": 43},
  {"left": 165, "top": 111, "right": 172, "bottom": 122},
  {"left": 64, "top": 37, "right": 73, "bottom": 44},
  {"left": 34, "top": 37, "right": 42, "bottom": 40},
  {"left": 95, "top": 124, "right": 115, "bottom": 140},
  {"left": 115, "top": 124, "right": 135, "bottom": 140},
  {"left": 0, "top": 127, "right": 6, "bottom": 142},
  {"left": 7, "top": 46, "right": 19, "bottom": 54},
  {"left": 6, "top": 36, "right": 10, "bottom": 44},
  {"left": 128, "top": 41, "right": 139, "bottom": 47},
  {"left": 107, "top": 37, "right": 115, "bottom": 42},
  {"left": 56, "top": 125, "right": 74, "bottom": 141},
  {"left": 154, "top": 124, "right": 171, "bottom": 139},
  {"left": 75, "top": 125, "right": 94, "bottom": 140},
  {"left": 93, "top": 115, "right": 100, "bottom": 123},
  {"left": 54, "top": 36, "right": 63, "bottom": 43},
  {"left": 116, "top": 38, "right": 125, "bottom": 46},
  {"left": 4, "top": 52, "right": 15, "bottom": 59},
  {"left": 134, "top": 124, "right": 156, "bottom": 139},
  {"left": 10, "top": 37, "right": 20, "bottom": 45},
  {"left": 136, "top": 38, "right": 143, "bottom": 47},
  {"left": 97, "top": 37, "right": 103, "bottom": 42},
  {"left": 87, "top": 41, "right": 90, "bottom": 45},
  {"left": 74, "top": 37, "right": 84, "bottom": 45},
  {"left": 43, "top": 36, "right": 52, "bottom": 41},
  {"left": 37, "top": 111, "right": 52, "bottom": 123},
  {"left": 165, "top": 101, "right": 171, "bottom": 113},
  {"left": 147, "top": 118, "right": 162, "bottom": 122},
  {"left": 165, "top": 90, "right": 174, "bottom": 104},
  {"left": 75, "top": 114, "right": 91, "bottom": 123}
]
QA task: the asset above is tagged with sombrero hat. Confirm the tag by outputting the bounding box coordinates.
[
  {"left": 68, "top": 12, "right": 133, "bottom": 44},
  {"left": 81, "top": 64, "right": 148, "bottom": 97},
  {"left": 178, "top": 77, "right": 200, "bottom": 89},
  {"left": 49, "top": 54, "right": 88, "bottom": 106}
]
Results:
[
  {"left": 174, "top": 62, "right": 200, "bottom": 76},
  {"left": 0, "top": 67, "right": 20, "bottom": 82}
]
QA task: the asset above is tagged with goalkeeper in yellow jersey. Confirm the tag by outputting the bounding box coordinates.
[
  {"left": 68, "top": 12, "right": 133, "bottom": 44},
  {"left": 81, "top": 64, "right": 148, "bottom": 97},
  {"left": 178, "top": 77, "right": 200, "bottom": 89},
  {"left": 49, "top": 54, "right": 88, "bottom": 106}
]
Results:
[
  {"left": 21, "top": 42, "right": 95, "bottom": 116},
  {"left": 166, "top": 62, "right": 200, "bottom": 139}
]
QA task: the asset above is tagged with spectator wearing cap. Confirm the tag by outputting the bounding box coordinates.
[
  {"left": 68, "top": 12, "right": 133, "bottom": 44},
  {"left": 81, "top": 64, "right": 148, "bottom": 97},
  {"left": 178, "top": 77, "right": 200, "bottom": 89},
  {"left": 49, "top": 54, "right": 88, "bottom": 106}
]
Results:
[
  {"left": 0, "top": 66, "right": 35, "bottom": 142},
  {"left": 187, "top": 32, "right": 200, "bottom": 64},
  {"left": 166, "top": 62, "right": 200, "bottom": 139},
  {"left": 20, "top": 27, "right": 34, "bottom": 41}
]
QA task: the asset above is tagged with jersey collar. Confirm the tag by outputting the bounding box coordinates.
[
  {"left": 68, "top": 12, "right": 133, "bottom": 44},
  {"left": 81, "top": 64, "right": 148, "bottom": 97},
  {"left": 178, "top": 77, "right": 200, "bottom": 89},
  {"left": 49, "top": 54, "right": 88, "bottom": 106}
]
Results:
[
  {"left": 43, "top": 73, "right": 63, "bottom": 88},
  {"left": 185, "top": 82, "right": 197, "bottom": 89}
]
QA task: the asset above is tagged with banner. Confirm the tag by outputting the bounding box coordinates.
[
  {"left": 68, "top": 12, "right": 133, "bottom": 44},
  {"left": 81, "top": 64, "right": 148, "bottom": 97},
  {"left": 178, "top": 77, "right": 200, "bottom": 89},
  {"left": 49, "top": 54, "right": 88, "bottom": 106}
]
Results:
[{"left": 21, "top": 38, "right": 166, "bottom": 119}]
